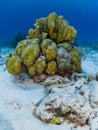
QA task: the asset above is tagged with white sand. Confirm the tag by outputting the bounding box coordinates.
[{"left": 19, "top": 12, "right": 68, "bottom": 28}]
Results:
[
  {"left": 0, "top": 47, "right": 98, "bottom": 130},
  {"left": 82, "top": 48, "right": 98, "bottom": 76}
]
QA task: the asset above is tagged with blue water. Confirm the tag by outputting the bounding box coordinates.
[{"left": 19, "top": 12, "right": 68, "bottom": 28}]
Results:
[{"left": 0, "top": 0, "right": 98, "bottom": 46}]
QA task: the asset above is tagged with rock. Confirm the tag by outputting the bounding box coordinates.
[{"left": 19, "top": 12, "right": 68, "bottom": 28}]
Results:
[
  {"left": 65, "top": 78, "right": 87, "bottom": 94},
  {"left": 77, "top": 84, "right": 90, "bottom": 101},
  {"left": 40, "top": 75, "right": 70, "bottom": 86},
  {"left": 89, "top": 80, "right": 98, "bottom": 108},
  {"left": 95, "top": 72, "right": 98, "bottom": 81},
  {"left": 71, "top": 72, "right": 85, "bottom": 81},
  {"left": 33, "top": 74, "right": 47, "bottom": 83},
  {"left": 34, "top": 91, "right": 91, "bottom": 126},
  {"left": 45, "top": 82, "right": 74, "bottom": 95},
  {"left": 88, "top": 75, "right": 94, "bottom": 82}
]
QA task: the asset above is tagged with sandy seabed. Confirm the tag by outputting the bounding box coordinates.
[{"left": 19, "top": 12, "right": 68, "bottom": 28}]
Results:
[{"left": 0, "top": 47, "right": 98, "bottom": 130}]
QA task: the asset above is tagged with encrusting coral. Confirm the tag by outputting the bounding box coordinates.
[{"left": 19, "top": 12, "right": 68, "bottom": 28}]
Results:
[{"left": 6, "top": 12, "right": 82, "bottom": 78}]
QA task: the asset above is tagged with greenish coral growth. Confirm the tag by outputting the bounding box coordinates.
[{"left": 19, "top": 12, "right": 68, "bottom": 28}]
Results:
[
  {"left": 6, "top": 52, "right": 26, "bottom": 76},
  {"left": 28, "top": 12, "right": 77, "bottom": 43},
  {"left": 21, "top": 40, "right": 40, "bottom": 67},
  {"left": 28, "top": 56, "right": 46, "bottom": 76},
  {"left": 6, "top": 12, "right": 82, "bottom": 78},
  {"left": 49, "top": 118, "right": 62, "bottom": 125},
  {"left": 41, "top": 39, "right": 57, "bottom": 61}
]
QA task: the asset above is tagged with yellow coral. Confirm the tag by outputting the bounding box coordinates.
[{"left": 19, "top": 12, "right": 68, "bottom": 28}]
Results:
[
  {"left": 36, "top": 18, "right": 47, "bottom": 25},
  {"left": 65, "top": 26, "right": 77, "bottom": 43},
  {"left": 41, "top": 39, "right": 57, "bottom": 61},
  {"left": 36, "top": 18, "right": 48, "bottom": 32},
  {"left": 28, "top": 65, "right": 36, "bottom": 76},
  {"left": 36, "top": 61, "right": 46, "bottom": 74},
  {"left": 70, "top": 50, "right": 81, "bottom": 73},
  {"left": 42, "top": 32, "right": 48, "bottom": 40},
  {"left": 28, "top": 27, "right": 40, "bottom": 39},
  {"left": 6, "top": 12, "right": 81, "bottom": 79},
  {"left": 48, "top": 12, "right": 57, "bottom": 39},
  {"left": 6, "top": 52, "right": 26, "bottom": 76},
  {"left": 28, "top": 28, "right": 34, "bottom": 38},
  {"left": 55, "top": 15, "right": 63, "bottom": 31},
  {"left": 45, "top": 61, "right": 57, "bottom": 75},
  {"left": 21, "top": 39, "right": 40, "bottom": 67},
  {"left": 49, "top": 118, "right": 62, "bottom": 125},
  {"left": 28, "top": 56, "right": 46, "bottom": 75},
  {"left": 16, "top": 39, "right": 30, "bottom": 56},
  {"left": 57, "top": 20, "right": 69, "bottom": 43},
  {"left": 27, "top": 12, "right": 77, "bottom": 44},
  {"left": 57, "top": 42, "right": 71, "bottom": 51},
  {"left": 36, "top": 56, "right": 46, "bottom": 74},
  {"left": 45, "top": 48, "right": 57, "bottom": 61}
]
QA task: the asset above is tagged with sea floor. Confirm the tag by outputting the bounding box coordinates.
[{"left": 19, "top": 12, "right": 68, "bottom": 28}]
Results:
[
  {"left": 81, "top": 47, "right": 98, "bottom": 76},
  {"left": 0, "top": 47, "right": 98, "bottom": 130}
]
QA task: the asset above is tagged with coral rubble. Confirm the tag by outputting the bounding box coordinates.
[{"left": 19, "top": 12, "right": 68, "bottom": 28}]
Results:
[
  {"left": 33, "top": 74, "right": 95, "bottom": 127},
  {"left": 34, "top": 89, "right": 91, "bottom": 126}
]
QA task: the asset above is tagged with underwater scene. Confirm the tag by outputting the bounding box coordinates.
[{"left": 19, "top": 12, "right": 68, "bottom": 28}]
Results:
[{"left": 0, "top": 0, "right": 98, "bottom": 130}]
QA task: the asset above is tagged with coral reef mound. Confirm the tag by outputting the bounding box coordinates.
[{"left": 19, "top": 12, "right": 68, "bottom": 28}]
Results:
[{"left": 6, "top": 12, "right": 82, "bottom": 78}]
